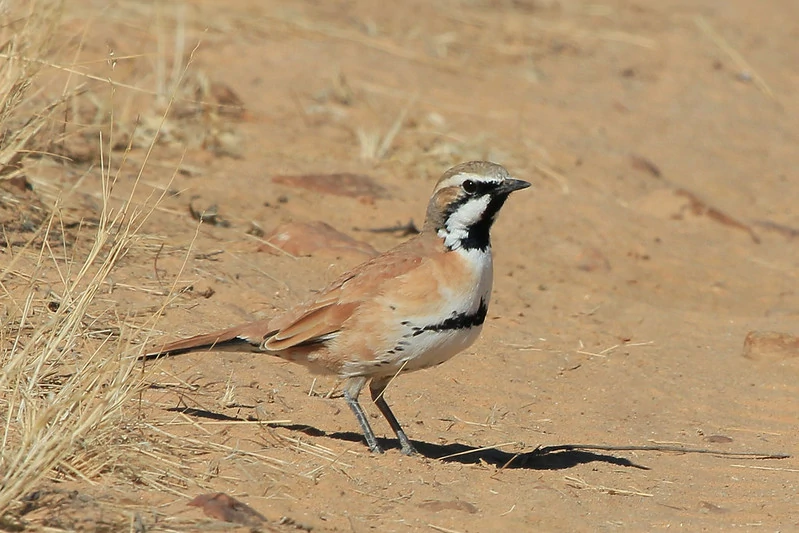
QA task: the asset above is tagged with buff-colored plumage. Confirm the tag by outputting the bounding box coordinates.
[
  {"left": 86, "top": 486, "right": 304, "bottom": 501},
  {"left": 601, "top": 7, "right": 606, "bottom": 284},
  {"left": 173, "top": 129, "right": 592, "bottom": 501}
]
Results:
[{"left": 144, "top": 161, "right": 529, "bottom": 454}]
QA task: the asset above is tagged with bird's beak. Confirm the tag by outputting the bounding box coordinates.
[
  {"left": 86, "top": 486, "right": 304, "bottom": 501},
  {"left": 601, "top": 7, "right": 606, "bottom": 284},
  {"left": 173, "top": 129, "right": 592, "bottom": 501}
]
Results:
[{"left": 498, "top": 178, "right": 531, "bottom": 195}]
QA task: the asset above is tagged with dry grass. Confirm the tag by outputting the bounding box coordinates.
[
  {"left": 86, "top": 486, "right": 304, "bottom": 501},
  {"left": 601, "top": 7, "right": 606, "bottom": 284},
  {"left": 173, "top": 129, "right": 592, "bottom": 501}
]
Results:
[
  {"left": 0, "top": 0, "right": 63, "bottom": 181},
  {"left": 0, "top": 6, "right": 302, "bottom": 525},
  {"left": 357, "top": 94, "right": 417, "bottom": 161},
  {"left": 0, "top": 191, "right": 149, "bottom": 511},
  {"left": 0, "top": 0, "right": 177, "bottom": 518},
  {"left": 0, "top": 116, "right": 174, "bottom": 518},
  {"left": 695, "top": 15, "right": 775, "bottom": 99}
]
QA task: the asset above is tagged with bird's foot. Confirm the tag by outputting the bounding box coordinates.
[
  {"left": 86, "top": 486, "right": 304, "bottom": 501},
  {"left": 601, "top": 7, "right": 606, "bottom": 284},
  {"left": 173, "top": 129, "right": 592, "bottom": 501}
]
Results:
[
  {"left": 368, "top": 441, "right": 385, "bottom": 454},
  {"left": 400, "top": 442, "right": 418, "bottom": 456}
]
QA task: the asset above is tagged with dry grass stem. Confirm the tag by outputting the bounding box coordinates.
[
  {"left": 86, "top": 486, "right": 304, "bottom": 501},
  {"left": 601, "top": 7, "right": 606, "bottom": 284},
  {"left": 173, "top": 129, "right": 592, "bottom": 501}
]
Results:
[
  {"left": 260, "top": 13, "right": 469, "bottom": 75},
  {"left": 438, "top": 441, "right": 521, "bottom": 461},
  {"left": 0, "top": 0, "right": 63, "bottom": 181},
  {"left": 0, "top": 3, "right": 217, "bottom": 515},
  {"left": 376, "top": 95, "right": 417, "bottom": 160},
  {"left": 532, "top": 161, "right": 570, "bottom": 194},
  {"left": 695, "top": 16, "right": 774, "bottom": 99},
  {"left": 158, "top": 418, "right": 293, "bottom": 427},
  {"left": 358, "top": 95, "right": 417, "bottom": 161},
  {"left": 144, "top": 424, "right": 293, "bottom": 472},
  {"left": 428, "top": 524, "right": 467, "bottom": 533},
  {"left": 0, "top": 168, "right": 159, "bottom": 511},
  {"left": 564, "top": 476, "right": 654, "bottom": 497},
  {"left": 730, "top": 464, "right": 799, "bottom": 473}
]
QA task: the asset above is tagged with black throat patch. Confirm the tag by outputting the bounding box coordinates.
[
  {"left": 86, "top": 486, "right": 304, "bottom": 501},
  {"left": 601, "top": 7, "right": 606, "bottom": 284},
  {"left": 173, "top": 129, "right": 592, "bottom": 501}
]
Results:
[
  {"left": 404, "top": 298, "right": 488, "bottom": 337},
  {"left": 442, "top": 194, "right": 510, "bottom": 251}
]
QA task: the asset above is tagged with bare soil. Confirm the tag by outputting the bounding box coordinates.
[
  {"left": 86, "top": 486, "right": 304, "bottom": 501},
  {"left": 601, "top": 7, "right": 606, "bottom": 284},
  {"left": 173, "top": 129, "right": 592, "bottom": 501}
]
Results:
[{"left": 7, "top": 0, "right": 799, "bottom": 531}]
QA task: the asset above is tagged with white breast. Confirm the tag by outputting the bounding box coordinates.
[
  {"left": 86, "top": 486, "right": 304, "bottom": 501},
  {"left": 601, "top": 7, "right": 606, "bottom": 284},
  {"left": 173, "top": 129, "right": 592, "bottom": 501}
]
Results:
[{"left": 377, "top": 247, "right": 493, "bottom": 375}]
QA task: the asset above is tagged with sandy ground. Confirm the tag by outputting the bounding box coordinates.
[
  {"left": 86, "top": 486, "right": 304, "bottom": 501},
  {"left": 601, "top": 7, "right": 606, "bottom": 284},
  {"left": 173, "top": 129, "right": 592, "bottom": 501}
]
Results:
[{"left": 6, "top": 0, "right": 799, "bottom": 531}]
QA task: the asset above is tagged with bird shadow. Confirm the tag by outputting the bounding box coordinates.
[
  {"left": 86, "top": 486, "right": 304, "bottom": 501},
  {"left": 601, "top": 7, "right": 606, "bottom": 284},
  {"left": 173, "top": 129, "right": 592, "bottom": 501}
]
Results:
[
  {"left": 322, "top": 429, "right": 650, "bottom": 470},
  {"left": 166, "top": 408, "right": 648, "bottom": 470},
  {"left": 166, "top": 407, "right": 242, "bottom": 421}
]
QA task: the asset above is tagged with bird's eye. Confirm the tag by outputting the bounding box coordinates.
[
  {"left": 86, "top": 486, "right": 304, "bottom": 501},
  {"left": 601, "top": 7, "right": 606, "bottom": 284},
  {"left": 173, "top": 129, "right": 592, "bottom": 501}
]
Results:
[{"left": 462, "top": 179, "right": 477, "bottom": 193}]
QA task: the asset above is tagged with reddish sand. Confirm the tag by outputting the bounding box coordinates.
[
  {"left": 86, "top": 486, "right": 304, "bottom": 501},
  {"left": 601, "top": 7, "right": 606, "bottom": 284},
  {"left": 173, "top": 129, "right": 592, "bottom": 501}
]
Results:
[{"left": 12, "top": 0, "right": 799, "bottom": 530}]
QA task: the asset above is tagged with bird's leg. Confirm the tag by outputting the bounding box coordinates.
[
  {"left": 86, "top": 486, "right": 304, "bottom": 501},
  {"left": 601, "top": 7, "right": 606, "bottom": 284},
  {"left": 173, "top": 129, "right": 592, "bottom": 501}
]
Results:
[
  {"left": 343, "top": 377, "right": 383, "bottom": 453},
  {"left": 369, "top": 377, "right": 417, "bottom": 455}
]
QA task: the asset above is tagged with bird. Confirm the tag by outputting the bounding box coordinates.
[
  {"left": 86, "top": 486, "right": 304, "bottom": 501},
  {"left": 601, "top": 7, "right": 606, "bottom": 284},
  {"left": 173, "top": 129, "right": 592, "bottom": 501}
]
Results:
[{"left": 143, "top": 161, "right": 530, "bottom": 455}]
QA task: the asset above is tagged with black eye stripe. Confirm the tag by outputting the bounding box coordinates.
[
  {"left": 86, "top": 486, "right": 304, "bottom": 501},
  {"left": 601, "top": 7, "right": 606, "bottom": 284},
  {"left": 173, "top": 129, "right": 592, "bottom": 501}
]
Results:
[{"left": 462, "top": 179, "right": 497, "bottom": 195}]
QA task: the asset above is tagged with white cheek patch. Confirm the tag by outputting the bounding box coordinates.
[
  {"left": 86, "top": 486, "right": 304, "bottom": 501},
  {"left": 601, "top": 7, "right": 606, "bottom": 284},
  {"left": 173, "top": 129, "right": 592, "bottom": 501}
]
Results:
[
  {"left": 438, "top": 195, "right": 490, "bottom": 249},
  {"left": 447, "top": 195, "right": 490, "bottom": 232}
]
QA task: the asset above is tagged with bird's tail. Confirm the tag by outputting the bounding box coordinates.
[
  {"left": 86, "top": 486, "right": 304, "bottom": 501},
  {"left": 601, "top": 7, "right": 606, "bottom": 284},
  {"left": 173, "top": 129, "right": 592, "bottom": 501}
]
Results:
[{"left": 140, "top": 318, "right": 274, "bottom": 360}]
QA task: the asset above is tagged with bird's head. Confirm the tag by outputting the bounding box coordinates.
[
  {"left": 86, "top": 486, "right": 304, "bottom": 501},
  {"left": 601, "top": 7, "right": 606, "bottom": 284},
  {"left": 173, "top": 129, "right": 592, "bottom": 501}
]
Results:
[{"left": 425, "top": 161, "right": 530, "bottom": 251}]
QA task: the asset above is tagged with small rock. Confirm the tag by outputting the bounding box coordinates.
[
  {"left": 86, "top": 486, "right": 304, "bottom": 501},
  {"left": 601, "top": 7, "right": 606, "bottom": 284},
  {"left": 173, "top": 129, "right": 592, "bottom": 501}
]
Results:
[
  {"left": 261, "top": 221, "right": 378, "bottom": 259},
  {"left": 4, "top": 175, "right": 32, "bottom": 191},
  {"left": 630, "top": 154, "right": 662, "bottom": 178},
  {"left": 742, "top": 331, "right": 799, "bottom": 361},
  {"left": 551, "top": 242, "right": 611, "bottom": 273},
  {"left": 188, "top": 493, "right": 266, "bottom": 526},
  {"left": 699, "top": 500, "right": 728, "bottom": 514},
  {"left": 576, "top": 246, "right": 612, "bottom": 272},
  {"left": 418, "top": 499, "right": 478, "bottom": 514},
  {"left": 272, "top": 172, "right": 389, "bottom": 199},
  {"left": 210, "top": 82, "right": 246, "bottom": 118}
]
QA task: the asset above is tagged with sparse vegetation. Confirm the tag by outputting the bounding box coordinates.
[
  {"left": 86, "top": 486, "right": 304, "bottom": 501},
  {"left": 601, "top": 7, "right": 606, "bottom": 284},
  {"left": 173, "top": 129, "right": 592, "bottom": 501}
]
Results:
[
  {"left": 0, "top": 0, "right": 62, "bottom": 182},
  {"left": 0, "top": 2, "right": 277, "bottom": 528},
  {"left": 0, "top": 0, "right": 176, "bottom": 519},
  {"left": 0, "top": 0, "right": 796, "bottom": 531}
]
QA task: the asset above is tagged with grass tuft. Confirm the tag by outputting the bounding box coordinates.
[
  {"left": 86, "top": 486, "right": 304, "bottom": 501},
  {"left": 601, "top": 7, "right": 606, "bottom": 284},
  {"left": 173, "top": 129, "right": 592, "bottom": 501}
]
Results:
[
  {"left": 0, "top": 0, "right": 177, "bottom": 515},
  {"left": 0, "top": 0, "right": 63, "bottom": 181}
]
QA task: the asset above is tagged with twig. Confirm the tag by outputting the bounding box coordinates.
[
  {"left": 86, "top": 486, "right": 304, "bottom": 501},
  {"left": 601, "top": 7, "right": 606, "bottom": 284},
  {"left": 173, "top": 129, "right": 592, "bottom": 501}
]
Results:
[
  {"left": 565, "top": 475, "right": 653, "bottom": 497},
  {"left": 260, "top": 14, "right": 470, "bottom": 76},
  {"left": 532, "top": 161, "right": 569, "bottom": 194},
  {"left": 241, "top": 233, "right": 299, "bottom": 260},
  {"left": 354, "top": 219, "right": 420, "bottom": 236},
  {"left": 153, "top": 242, "right": 164, "bottom": 290},
  {"left": 537, "top": 443, "right": 789, "bottom": 460},
  {"left": 730, "top": 464, "right": 799, "bottom": 473},
  {"left": 157, "top": 419, "right": 292, "bottom": 426},
  {"left": 428, "top": 524, "right": 466, "bottom": 533},
  {"left": 438, "top": 441, "right": 521, "bottom": 461},
  {"left": 753, "top": 220, "right": 799, "bottom": 239},
  {"left": 695, "top": 16, "right": 774, "bottom": 99},
  {"left": 376, "top": 94, "right": 418, "bottom": 160}
]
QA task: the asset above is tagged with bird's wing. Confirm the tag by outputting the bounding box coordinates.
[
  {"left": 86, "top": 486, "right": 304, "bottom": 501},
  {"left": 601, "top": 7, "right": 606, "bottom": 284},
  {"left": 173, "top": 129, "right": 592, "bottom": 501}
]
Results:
[
  {"left": 143, "top": 234, "right": 440, "bottom": 358},
  {"left": 264, "top": 236, "right": 435, "bottom": 351}
]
